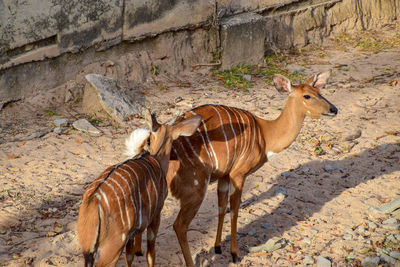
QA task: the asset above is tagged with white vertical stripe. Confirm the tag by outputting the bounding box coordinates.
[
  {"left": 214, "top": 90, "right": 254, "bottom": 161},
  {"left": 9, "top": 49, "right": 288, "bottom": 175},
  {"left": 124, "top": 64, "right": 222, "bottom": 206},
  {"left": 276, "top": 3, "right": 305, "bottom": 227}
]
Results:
[
  {"left": 220, "top": 106, "right": 237, "bottom": 168},
  {"left": 237, "top": 110, "right": 249, "bottom": 160},
  {"left": 141, "top": 158, "right": 159, "bottom": 215},
  {"left": 211, "top": 105, "right": 230, "bottom": 170},
  {"left": 176, "top": 139, "right": 196, "bottom": 166},
  {"left": 104, "top": 180, "right": 126, "bottom": 227},
  {"left": 132, "top": 161, "right": 152, "bottom": 224},
  {"left": 190, "top": 111, "right": 218, "bottom": 170},
  {"left": 227, "top": 107, "right": 244, "bottom": 162},
  {"left": 124, "top": 164, "right": 143, "bottom": 228},
  {"left": 119, "top": 167, "right": 138, "bottom": 226},
  {"left": 99, "top": 188, "right": 110, "bottom": 210},
  {"left": 184, "top": 137, "right": 206, "bottom": 167},
  {"left": 249, "top": 114, "right": 257, "bottom": 157},
  {"left": 114, "top": 171, "right": 132, "bottom": 228}
]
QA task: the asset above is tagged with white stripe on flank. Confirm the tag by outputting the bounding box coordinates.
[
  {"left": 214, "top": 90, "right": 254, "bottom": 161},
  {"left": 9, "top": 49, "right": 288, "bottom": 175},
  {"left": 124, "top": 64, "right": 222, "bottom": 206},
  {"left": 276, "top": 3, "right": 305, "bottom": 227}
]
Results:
[
  {"left": 90, "top": 207, "right": 100, "bottom": 253},
  {"left": 184, "top": 137, "right": 206, "bottom": 166},
  {"left": 211, "top": 106, "right": 230, "bottom": 171},
  {"left": 118, "top": 167, "right": 137, "bottom": 226},
  {"left": 176, "top": 139, "right": 195, "bottom": 166},
  {"left": 239, "top": 111, "right": 251, "bottom": 159},
  {"left": 104, "top": 180, "right": 126, "bottom": 227},
  {"left": 220, "top": 106, "right": 237, "bottom": 168},
  {"left": 141, "top": 158, "right": 159, "bottom": 214},
  {"left": 190, "top": 111, "right": 217, "bottom": 170},
  {"left": 99, "top": 188, "right": 110, "bottom": 210},
  {"left": 249, "top": 114, "right": 257, "bottom": 155},
  {"left": 132, "top": 161, "right": 152, "bottom": 224},
  {"left": 124, "top": 164, "right": 142, "bottom": 228},
  {"left": 115, "top": 171, "right": 132, "bottom": 228},
  {"left": 227, "top": 107, "right": 244, "bottom": 163}
]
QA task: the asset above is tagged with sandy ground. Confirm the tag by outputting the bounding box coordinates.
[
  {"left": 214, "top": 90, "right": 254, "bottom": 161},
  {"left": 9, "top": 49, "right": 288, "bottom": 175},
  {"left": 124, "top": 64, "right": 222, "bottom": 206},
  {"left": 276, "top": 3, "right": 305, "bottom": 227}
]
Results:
[{"left": 1, "top": 32, "right": 400, "bottom": 266}]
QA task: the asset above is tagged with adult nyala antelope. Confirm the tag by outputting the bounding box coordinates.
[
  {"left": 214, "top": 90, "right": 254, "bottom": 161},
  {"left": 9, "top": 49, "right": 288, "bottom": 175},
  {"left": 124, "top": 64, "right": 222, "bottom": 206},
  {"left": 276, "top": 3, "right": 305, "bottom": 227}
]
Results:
[
  {"left": 77, "top": 111, "right": 202, "bottom": 267},
  {"left": 132, "top": 71, "right": 338, "bottom": 266}
]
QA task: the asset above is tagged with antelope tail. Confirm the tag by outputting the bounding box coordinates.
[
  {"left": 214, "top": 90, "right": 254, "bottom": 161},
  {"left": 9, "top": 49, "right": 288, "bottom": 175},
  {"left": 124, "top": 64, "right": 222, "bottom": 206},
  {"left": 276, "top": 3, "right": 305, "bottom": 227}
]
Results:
[
  {"left": 124, "top": 128, "right": 150, "bottom": 158},
  {"left": 77, "top": 197, "right": 101, "bottom": 267}
]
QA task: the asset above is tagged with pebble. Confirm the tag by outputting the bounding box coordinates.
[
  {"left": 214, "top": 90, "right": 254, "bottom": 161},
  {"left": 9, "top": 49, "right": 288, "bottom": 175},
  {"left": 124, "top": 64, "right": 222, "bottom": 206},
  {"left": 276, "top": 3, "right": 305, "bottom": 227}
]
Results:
[
  {"left": 53, "top": 127, "right": 63, "bottom": 134},
  {"left": 303, "top": 255, "right": 314, "bottom": 265},
  {"left": 361, "top": 256, "right": 380, "bottom": 267},
  {"left": 324, "top": 163, "right": 346, "bottom": 172},
  {"left": 311, "top": 229, "right": 319, "bottom": 235},
  {"left": 356, "top": 226, "right": 368, "bottom": 234},
  {"left": 248, "top": 238, "right": 286, "bottom": 253},
  {"left": 380, "top": 253, "right": 397, "bottom": 265},
  {"left": 368, "top": 221, "right": 378, "bottom": 229},
  {"left": 72, "top": 119, "right": 101, "bottom": 134},
  {"left": 383, "top": 218, "right": 398, "bottom": 225},
  {"left": 344, "top": 129, "right": 362, "bottom": 141},
  {"left": 286, "top": 64, "right": 306, "bottom": 74},
  {"left": 248, "top": 229, "right": 256, "bottom": 236},
  {"left": 242, "top": 74, "right": 252, "bottom": 81},
  {"left": 302, "top": 237, "right": 311, "bottom": 245},
  {"left": 274, "top": 187, "right": 286, "bottom": 199},
  {"left": 343, "top": 234, "right": 353, "bottom": 240},
  {"left": 316, "top": 256, "right": 331, "bottom": 267},
  {"left": 302, "top": 167, "right": 310, "bottom": 173},
  {"left": 390, "top": 251, "right": 400, "bottom": 260},
  {"left": 261, "top": 223, "right": 277, "bottom": 231},
  {"left": 54, "top": 119, "right": 68, "bottom": 127},
  {"left": 379, "top": 144, "right": 387, "bottom": 150},
  {"left": 281, "top": 171, "right": 291, "bottom": 178}
]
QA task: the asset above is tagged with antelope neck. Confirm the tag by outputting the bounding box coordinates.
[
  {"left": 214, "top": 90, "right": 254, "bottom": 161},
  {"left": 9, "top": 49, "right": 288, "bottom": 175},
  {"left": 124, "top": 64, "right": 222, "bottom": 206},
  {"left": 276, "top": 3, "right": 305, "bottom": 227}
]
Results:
[{"left": 259, "top": 96, "right": 306, "bottom": 154}]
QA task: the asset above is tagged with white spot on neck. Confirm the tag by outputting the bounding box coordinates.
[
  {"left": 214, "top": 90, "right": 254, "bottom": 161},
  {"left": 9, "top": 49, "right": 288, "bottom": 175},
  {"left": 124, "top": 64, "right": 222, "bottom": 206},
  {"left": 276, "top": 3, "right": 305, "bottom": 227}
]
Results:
[
  {"left": 194, "top": 179, "right": 199, "bottom": 186},
  {"left": 122, "top": 233, "right": 126, "bottom": 242},
  {"left": 267, "top": 151, "right": 277, "bottom": 159}
]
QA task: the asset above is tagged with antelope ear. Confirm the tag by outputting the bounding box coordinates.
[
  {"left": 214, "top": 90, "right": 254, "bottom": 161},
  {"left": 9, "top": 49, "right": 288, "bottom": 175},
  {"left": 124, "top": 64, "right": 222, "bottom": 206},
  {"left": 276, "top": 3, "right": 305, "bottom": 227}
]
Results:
[
  {"left": 308, "top": 70, "right": 331, "bottom": 88},
  {"left": 273, "top": 74, "right": 292, "bottom": 93},
  {"left": 171, "top": 115, "right": 202, "bottom": 140},
  {"left": 145, "top": 109, "right": 160, "bottom": 132}
]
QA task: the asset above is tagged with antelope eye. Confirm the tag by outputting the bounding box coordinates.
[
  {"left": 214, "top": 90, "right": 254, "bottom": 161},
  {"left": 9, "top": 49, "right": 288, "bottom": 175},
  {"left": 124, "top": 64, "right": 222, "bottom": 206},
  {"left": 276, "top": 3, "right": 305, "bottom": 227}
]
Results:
[{"left": 303, "top": 95, "right": 311, "bottom": 99}]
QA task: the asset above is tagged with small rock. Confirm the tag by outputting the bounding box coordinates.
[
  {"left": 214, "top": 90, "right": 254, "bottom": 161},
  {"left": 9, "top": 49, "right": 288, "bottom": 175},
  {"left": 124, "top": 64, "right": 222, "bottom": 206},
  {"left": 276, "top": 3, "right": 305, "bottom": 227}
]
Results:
[
  {"left": 53, "top": 127, "right": 63, "bottom": 134},
  {"left": 356, "top": 226, "right": 367, "bottom": 234},
  {"left": 248, "top": 237, "right": 286, "bottom": 253},
  {"left": 316, "top": 256, "right": 331, "bottom": 267},
  {"left": 242, "top": 74, "right": 252, "bottom": 81},
  {"left": 302, "top": 237, "right": 311, "bottom": 245},
  {"left": 389, "top": 251, "right": 400, "bottom": 260},
  {"left": 380, "top": 253, "right": 397, "bottom": 265},
  {"left": 311, "top": 229, "right": 319, "bottom": 235},
  {"left": 248, "top": 229, "right": 257, "bottom": 236},
  {"left": 368, "top": 221, "right": 378, "bottom": 230},
  {"left": 382, "top": 224, "right": 400, "bottom": 230},
  {"left": 383, "top": 218, "right": 398, "bottom": 225},
  {"left": 357, "top": 235, "right": 365, "bottom": 240},
  {"left": 379, "top": 144, "right": 387, "bottom": 150},
  {"left": 344, "top": 129, "right": 362, "bottom": 141},
  {"left": 343, "top": 234, "right": 353, "bottom": 240},
  {"left": 53, "top": 119, "right": 68, "bottom": 127},
  {"left": 103, "top": 60, "right": 115, "bottom": 67},
  {"left": 387, "top": 234, "right": 398, "bottom": 243},
  {"left": 303, "top": 255, "right": 314, "bottom": 265},
  {"left": 281, "top": 172, "right": 291, "bottom": 178},
  {"left": 274, "top": 187, "right": 286, "bottom": 199},
  {"left": 226, "top": 233, "right": 240, "bottom": 241},
  {"left": 72, "top": 119, "right": 101, "bottom": 134},
  {"left": 286, "top": 64, "right": 305, "bottom": 74},
  {"left": 302, "top": 167, "right": 310, "bottom": 173},
  {"left": 324, "top": 163, "right": 346, "bottom": 172},
  {"left": 361, "top": 256, "right": 380, "bottom": 267},
  {"left": 261, "top": 223, "right": 277, "bottom": 231}
]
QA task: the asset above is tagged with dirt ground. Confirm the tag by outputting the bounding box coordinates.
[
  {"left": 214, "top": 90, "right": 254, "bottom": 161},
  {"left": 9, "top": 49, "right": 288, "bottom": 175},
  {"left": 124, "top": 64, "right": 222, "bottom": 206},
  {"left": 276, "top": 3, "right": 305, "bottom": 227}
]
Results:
[{"left": 1, "top": 29, "right": 400, "bottom": 267}]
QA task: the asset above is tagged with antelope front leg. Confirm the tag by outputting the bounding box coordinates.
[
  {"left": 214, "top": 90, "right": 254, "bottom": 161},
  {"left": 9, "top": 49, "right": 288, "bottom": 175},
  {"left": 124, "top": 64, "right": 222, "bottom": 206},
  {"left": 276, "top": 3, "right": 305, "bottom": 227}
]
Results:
[
  {"left": 214, "top": 176, "right": 230, "bottom": 254},
  {"left": 229, "top": 184, "right": 243, "bottom": 263},
  {"left": 146, "top": 214, "right": 161, "bottom": 267}
]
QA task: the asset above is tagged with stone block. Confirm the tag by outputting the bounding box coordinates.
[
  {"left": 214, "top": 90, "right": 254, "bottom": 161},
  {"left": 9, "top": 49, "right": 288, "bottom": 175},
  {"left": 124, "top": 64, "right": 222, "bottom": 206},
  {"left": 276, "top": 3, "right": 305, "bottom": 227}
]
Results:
[
  {"left": 123, "top": 0, "right": 214, "bottom": 40},
  {"left": 220, "top": 12, "right": 266, "bottom": 70}
]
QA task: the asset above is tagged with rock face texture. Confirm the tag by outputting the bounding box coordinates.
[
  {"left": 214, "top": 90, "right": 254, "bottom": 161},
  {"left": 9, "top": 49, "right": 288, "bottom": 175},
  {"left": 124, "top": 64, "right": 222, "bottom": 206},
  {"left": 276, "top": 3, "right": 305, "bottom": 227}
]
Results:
[{"left": 0, "top": 0, "right": 398, "bottom": 108}]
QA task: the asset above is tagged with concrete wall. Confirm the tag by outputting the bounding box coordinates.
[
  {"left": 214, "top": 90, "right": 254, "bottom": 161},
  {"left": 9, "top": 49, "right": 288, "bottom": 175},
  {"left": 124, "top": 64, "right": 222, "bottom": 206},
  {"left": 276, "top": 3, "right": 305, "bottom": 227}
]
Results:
[{"left": 0, "top": 0, "right": 398, "bottom": 108}]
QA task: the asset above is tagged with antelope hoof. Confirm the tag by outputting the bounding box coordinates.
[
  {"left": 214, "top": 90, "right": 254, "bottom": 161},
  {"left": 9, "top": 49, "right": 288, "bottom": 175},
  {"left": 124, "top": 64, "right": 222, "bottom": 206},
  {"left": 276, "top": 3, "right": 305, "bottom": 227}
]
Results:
[
  {"left": 231, "top": 253, "right": 239, "bottom": 263},
  {"left": 135, "top": 251, "right": 143, "bottom": 256},
  {"left": 214, "top": 246, "right": 222, "bottom": 254}
]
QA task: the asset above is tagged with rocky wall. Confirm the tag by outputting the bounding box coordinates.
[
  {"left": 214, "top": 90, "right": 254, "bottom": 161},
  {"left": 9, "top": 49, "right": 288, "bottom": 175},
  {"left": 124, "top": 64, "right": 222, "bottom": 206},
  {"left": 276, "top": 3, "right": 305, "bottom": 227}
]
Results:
[{"left": 0, "top": 0, "right": 398, "bottom": 108}]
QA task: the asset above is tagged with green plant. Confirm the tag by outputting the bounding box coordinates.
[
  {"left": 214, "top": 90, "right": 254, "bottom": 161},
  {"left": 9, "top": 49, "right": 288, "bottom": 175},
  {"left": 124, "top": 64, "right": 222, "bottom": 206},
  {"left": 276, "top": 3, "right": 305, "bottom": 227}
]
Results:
[{"left": 214, "top": 64, "right": 253, "bottom": 92}]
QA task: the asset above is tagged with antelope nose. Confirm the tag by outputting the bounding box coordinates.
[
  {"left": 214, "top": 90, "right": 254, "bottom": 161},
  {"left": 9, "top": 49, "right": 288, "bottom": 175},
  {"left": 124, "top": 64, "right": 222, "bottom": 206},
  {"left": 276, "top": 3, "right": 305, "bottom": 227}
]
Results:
[{"left": 330, "top": 106, "right": 338, "bottom": 115}]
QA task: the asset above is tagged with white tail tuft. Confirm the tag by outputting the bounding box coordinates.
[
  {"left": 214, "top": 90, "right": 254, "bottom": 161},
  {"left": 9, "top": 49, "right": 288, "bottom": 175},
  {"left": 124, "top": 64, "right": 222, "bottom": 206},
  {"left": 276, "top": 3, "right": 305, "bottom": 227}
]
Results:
[{"left": 124, "top": 128, "right": 150, "bottom": 158}]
